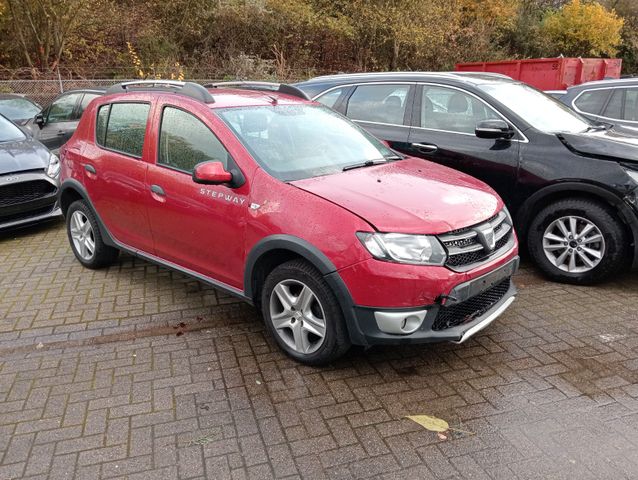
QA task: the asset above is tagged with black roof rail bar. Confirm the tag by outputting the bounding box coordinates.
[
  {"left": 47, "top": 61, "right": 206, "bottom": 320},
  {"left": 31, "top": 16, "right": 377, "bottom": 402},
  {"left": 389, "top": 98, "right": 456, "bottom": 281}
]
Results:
[
  {"left": 205, "top": 81, "right": 310, "bottom": 101},
  {"left": 105, "top": 80, "right": 214, "bottom": 103}
]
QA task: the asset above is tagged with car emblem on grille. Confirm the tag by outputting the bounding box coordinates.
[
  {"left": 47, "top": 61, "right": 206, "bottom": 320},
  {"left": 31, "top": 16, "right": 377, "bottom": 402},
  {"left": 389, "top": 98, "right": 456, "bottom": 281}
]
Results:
[
  {"left": 4, "top": 176, "right": 19, "bottom": 182},
  {"left": 476, "top": 225, "right": 496, "bottom": 251}
]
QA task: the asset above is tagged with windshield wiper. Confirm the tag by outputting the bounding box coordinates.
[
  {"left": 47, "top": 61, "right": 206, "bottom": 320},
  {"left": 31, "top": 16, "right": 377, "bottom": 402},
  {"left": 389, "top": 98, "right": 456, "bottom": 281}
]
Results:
[
  {"left": 342, "top": 159, "right": 387, "bottom": 171},
  {"left": 584, "top": 123, "right": 612, "bottom": 133}
]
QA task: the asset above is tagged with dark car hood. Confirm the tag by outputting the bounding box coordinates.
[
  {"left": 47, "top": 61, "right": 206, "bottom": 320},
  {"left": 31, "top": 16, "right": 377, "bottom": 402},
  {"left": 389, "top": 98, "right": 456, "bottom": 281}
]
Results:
[
  {"left": 559, "top": 126, "right": 638, "bottom": 163},
  {"left": 0, "top": 138, "right": 50, "bottom": 175}
]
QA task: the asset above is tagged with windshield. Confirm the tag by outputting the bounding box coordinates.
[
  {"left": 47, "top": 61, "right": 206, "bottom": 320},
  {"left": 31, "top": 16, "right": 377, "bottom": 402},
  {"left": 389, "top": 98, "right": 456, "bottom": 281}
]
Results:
[
  {"left": 0, "top": 97, "right": 40, "bottom": 121},
  {"left": 478, "top": 82, "right": 592, "bottom": 134},
  {"left": 0, "top": 114, "right": 26, "bottom": 142},
  {"left": 217, "top": 104, "right": 397, "bottom": 181}
]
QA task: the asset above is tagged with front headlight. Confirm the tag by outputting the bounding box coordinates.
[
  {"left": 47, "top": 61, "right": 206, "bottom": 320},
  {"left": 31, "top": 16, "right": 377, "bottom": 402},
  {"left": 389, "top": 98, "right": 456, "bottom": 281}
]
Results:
[
  {"left": 356, "top": 232, "right": 447, "bottom": 265},
  {"left": 46, "top": 153, "right": 60, "bottom": 178}
]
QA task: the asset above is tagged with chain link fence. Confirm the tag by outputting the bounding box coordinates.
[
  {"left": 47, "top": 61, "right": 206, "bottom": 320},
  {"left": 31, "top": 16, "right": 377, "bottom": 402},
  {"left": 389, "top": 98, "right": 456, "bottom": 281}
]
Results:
[{"left": 0, "top": 79, "right": 226, "bottom": 107}]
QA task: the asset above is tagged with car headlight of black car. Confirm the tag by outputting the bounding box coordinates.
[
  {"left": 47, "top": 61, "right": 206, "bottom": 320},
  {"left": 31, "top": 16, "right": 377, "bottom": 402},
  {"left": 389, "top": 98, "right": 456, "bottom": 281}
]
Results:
[{"left": 46, "top": 153, "right": 60, "bottom": 179}]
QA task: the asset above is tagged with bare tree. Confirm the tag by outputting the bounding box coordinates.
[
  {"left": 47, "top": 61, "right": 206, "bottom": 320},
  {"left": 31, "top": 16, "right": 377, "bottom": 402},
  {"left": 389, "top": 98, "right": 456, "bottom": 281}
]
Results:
[{"left": 5, "top": 0, "right": 88, "bottom": 76}]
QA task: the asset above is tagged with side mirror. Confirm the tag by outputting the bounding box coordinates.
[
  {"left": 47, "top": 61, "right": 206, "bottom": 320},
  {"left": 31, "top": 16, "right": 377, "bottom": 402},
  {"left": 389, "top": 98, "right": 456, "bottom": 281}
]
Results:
[
  {"left": 475, "top": 120, "right": 514, "bottom": 140},
  {"left": 192, "top": 161, "right": 233, "bottom": 185},
  {"left": 34, "top": 113, "right": 45, "bottom": 128}
]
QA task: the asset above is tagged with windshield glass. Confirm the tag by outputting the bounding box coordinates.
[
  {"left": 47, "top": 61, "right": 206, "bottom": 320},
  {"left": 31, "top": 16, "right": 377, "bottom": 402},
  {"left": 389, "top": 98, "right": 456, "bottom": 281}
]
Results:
[
  {"left": 0, "top": 97, "right": 40, "bottom": 120},
  {"left": 217, "top": 104, "right": 397, "bottom": 181},
  {"left": 478, "top": 82, "right": 591, "bottom": 134},
  {"left": 0, "top": 114, "right": 26, "bottom": 142}
]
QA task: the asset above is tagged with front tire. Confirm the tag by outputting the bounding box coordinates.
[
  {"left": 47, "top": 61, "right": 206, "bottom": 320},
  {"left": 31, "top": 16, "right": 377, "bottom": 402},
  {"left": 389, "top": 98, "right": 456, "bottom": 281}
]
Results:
[
  {"left": 66, "top": 200, "right": 119, "bottom": 269},
  {"left": 261, "top": 259, "right": 350, "bottom": 365},
  {"left": 528, "top": 198, "right": 627, "bottom": 284}
]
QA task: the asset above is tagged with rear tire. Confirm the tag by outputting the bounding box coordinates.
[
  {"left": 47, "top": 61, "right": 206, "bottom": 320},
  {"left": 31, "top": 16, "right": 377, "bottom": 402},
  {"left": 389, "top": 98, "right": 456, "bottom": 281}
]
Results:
[
  {"left": 261, "top": 259, "right": 350, "bottom": 365},
  {"left": 528, "top": 198, "right": 627, "bottom": 284},
  {"left": 66, "top": 200, "right": 118, "bottom": 269}
]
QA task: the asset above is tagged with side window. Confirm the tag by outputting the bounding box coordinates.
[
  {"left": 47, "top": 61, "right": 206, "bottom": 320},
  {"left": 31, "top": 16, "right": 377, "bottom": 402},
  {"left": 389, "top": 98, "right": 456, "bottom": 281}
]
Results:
[
  {"left": 316, "top": 88, "right": 346, "bottom": 109},
  {"left": 99, "top": 103, "right": 149, "bottom": 157},
  {"left": 346, "top": 84, "right": 410, "bottom": 125},
  {"left": 96, "top": 104, "right": 110, "bottom": 145},
  {"left": 421, "top": 86, "right": 500, "bottom": 134},
  {"left": 574, "top": 90, "right": 609, "bottom": 115},
  {"left": 624, "top": 89, "right": 638, "bottom": 121},
  {"left": 158, "top": 107, "right": 230, "bottom": 173},
  {"left": 46, "top": 93, "right": 82, "bottom": 123},
  {"left": 602, "top": 89, "right": 623, "bottom": 119},
  {"left": 78, "top": 93, "right": 101, "bottom": 117}
]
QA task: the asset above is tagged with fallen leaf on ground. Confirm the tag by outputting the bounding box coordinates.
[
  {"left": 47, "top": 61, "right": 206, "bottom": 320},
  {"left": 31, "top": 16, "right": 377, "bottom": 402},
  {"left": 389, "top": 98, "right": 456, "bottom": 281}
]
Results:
[
  {"left": 406, "top": 415, "right": 475, "bottom": 436},
  {"left": 406, "top": 415, "right": 449, "bottom": 432}
]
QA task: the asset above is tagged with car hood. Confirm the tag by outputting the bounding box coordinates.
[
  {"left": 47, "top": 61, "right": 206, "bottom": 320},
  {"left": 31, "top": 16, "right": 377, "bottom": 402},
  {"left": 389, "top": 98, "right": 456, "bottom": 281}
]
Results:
[
  {"left": 558, "top": 126, "right": 638, "bottom": 163},
  {"left": 0, "top": 137, "right": 50, "bottom": 175},
  {"left": 291, "top": 157, "right": 502, "bottom": 234}
]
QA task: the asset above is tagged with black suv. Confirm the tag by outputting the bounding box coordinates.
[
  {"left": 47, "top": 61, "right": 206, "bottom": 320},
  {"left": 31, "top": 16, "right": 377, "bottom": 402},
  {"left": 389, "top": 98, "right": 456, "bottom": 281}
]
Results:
[
  {"left": 560, "top": 78, "right": 638, "bottom": 129},
  {"left": 26, "top": 88, "right": 105, "bottom": 153},
  {"left": 296, "top": 72, "right": 638, "bottom": 284}
]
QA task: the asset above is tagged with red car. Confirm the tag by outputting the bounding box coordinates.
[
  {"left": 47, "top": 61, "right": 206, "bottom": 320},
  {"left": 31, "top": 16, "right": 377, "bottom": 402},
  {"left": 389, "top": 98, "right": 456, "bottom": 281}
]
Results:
[{"left": 58, "top": 80, "right": 519, "bottom": 364}]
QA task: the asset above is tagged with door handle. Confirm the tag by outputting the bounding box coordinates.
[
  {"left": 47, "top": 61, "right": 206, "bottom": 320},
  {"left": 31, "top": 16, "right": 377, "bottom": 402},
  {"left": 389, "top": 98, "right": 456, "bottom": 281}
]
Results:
[
  {"left": 411, "top": 143, "right": 438, "bottom": 154},
  {"left": 57, "top": 131, "right": 66, "bottom": 136},
  {"left": 84, "top": 164, "right": 96, "bottom": 174},
  {"left": 150, "top": 184, "right": 166, "bottom": 196}
]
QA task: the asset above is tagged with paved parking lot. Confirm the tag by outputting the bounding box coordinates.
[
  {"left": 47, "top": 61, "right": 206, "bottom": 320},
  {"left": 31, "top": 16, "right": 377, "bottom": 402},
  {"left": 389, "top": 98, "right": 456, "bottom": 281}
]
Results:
[{"left": 2, "top": 220, "right": 638, "bottom": 480}]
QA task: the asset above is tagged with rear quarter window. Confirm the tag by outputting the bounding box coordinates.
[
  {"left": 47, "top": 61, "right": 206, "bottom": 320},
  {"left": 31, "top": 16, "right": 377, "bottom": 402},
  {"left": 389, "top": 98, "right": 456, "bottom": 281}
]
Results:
[
  {"left": 574, "top": 90, "right": 609, "bottom": 115},
  {"left": 96, "top": 102, "right": 150, "bottom": 158}
]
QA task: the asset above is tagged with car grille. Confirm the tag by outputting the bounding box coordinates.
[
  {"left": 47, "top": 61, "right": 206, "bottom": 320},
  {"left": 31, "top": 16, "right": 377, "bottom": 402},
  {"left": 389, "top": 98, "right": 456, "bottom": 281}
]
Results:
[
  {"left": 432, "top": 279, "right": 511, "bottom": 331},
  {"left": 0, "top": 180, "right": 56, "bottom": 207},
  {"left": 438, "top": 210, "right": 513, "bottom": 269},
  {"left": 0, "top": 205, "right": 55, "bottom": 224}
]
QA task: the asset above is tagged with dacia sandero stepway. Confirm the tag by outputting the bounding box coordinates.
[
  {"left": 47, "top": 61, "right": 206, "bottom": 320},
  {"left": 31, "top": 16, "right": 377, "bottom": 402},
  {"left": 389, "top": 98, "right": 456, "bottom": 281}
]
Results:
[{"left": 58, "top": 80, "right": 519, "bottom": 364}]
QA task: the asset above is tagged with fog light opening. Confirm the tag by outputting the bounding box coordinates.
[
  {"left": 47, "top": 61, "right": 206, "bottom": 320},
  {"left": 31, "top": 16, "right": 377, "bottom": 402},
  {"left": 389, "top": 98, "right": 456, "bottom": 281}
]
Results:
[
  {"left": 374, "top": 309, "right": 427, "bottom": 335},
  {"left": 401, "top": 315, "right": 422, "bottom": 334}
]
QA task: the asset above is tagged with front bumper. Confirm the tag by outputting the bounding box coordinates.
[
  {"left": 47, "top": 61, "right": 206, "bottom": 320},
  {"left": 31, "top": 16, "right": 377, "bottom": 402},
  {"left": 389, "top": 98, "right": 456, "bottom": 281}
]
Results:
[
  {"left": 0, "top": 171, "right": 62, "bottom": 231},
  {"left": 348, "top": 256, "right": 519, "bottom": 345}
]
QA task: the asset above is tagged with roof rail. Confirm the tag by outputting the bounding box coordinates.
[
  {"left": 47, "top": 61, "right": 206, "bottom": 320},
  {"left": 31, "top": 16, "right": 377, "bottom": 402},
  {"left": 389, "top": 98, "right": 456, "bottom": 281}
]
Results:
[
  {"left": 205, "top": 81, "right": 310, "bottom": 101},
  {"left": 105, "top": 80, "right": 214, "bottom": 103}
]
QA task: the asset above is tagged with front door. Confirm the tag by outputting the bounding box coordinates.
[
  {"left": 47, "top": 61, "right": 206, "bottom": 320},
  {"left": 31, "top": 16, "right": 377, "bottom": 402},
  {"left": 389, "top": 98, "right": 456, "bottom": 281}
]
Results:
[
  {"left": 37, "top": 92, "right": 83, "bottom": 151},
  {"left": 406, "top": 84, "right": 520, "bottom": 205},
  {"left": 145, "top": 104, "right": 248, "bottom": 288}
]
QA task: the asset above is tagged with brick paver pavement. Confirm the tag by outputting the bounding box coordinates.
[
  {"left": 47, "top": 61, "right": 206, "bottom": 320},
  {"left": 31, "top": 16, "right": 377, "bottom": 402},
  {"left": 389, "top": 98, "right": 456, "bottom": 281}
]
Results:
[{"left": 1, "top": 220, "right": 638, "bottom": 479}]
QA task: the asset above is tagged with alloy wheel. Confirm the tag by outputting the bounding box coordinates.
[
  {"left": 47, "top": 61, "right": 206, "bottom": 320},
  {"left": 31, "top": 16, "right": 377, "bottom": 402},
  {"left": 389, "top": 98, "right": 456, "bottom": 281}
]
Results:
[
  {"left": 542, "top": 215, "right": 605, "bottom": 273},
  {"left": 269, "top": 279, "right": 327, "bottom": 355},
  {"left": 69, "top": 210, "right": 96, "bottom": 261}
]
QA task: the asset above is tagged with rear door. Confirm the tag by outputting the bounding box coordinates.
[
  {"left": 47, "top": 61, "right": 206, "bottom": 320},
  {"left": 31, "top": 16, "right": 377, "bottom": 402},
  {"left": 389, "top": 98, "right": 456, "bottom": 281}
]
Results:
[
  {"left": 82, "top": 101, "right": 155, "bottom": 252},
  {"left": 322, "top": 83, "right": 415, "bottom": 151},
  {"left": 405, "top": 84, "right": 521, "bottom": 202}
]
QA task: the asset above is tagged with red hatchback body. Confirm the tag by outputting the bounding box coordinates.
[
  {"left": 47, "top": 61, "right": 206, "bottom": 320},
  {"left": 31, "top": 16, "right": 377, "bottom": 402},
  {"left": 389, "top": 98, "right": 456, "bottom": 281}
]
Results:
[{"left": 58, "top": 81, "right": 519, "bottom": 364}]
